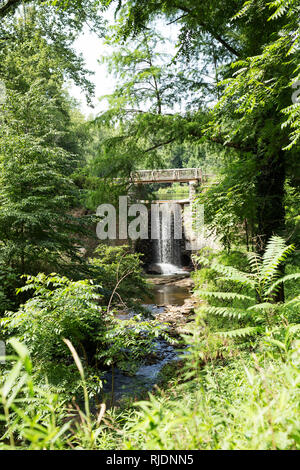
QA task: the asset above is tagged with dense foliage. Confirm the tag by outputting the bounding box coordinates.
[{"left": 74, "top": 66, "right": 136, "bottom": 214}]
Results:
[
  {"left": 0, "top": 0, "right": 299, "bottom": 452},
  {"left": 194, "top": 236, "right": 300, "bottom": 337},
  {"left": 0, "top": 238, "right": 299, "bottom": 449}
]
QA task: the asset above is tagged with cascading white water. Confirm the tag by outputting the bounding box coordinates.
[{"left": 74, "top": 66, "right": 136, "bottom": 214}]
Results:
[{"left": 152, "top": 202, "right": 185, "bottom": 275}]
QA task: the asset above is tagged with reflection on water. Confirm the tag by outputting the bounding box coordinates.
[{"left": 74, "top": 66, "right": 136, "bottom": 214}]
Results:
[{"left": 144, "top": 283, "right": 189, "bottom": 306}]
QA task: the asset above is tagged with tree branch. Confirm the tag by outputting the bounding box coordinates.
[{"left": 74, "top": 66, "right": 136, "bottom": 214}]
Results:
[
  {"left": 174, "top": 3, "right": 241, "bottom": 58},
  {"left": 107, "top": 270, "right": 134, "bottom": 313},
  {"left": 209, "top": 136, "right": 255, "bottom": 152},
  {"left": 167, "top": 13, "right": 190, "bottom": 26},
  {"left": 145, "top": 138, "right": 176, "bottom": 153}
]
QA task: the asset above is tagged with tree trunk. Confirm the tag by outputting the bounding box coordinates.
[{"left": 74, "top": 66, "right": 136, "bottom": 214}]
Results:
[
  {"left": 256, "top": 150, "right": 286, "bottom": 301},
  {"left": 256, "top": 150, "right": 286, "bottom": 251}
]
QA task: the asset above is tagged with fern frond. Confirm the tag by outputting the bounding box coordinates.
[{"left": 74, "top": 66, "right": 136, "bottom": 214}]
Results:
[
  {"left": 210, "top": 261, "right": 256, "bottom": 288},
  {"left": 246, "top": 252, "right": 262, "bottom": 275},
  {"left": 247, "top": 302, "right": 276, "bottom": 311},
  {"left": 288, "top": 324, "right": 300, "bottom": 335},
  {"left": 195, "top": 290, "right": 255, "bottom": 303},
  {"left": 262, "top": 236, "right": 286, "bottom": 265},
  {"left": 206, "top": 306, "right": 249, "bottom": 320},
  {"left": 261, "top": 236, "right": 295, "bottom": 284},
  {"left": 265, "top": 273, "right": 300, "bottom": 297},
  {"left": 218, "top": 326, "right": 260, "bottom": 338},
  {"left": 192, "top": 254, "right": 210, "bottom": 267},
  {"left": 284, "top": 295, "right": 300, "bottom": 306}
]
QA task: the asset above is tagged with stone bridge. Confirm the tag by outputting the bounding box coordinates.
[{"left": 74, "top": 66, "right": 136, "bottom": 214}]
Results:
[
  {"left": 131, "top": 168, "right": 204, "bottom": 184},
  {"left": 130, "top": 168, "right": 209, "bottom": 201}
]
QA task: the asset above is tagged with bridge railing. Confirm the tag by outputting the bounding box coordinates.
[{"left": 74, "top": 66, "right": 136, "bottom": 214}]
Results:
[{"left": 131, "top": 168, "right": 204, "bottom": 183}]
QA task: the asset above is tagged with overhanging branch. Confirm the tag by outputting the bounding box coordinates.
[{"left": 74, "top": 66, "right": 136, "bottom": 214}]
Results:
[
  {"left": 0, "top": 0, "right": 22, "bottom": 17},
  {"left": 174, "top": 2, "right": 241, "bottom": 58},
  {"left": 145, "top": 138, "right": 176, "bottom": 153}
]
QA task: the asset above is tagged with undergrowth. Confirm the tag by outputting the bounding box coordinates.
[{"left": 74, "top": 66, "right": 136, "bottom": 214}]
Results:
[{"left": 0, "top": 237, "right": 299, "bottom": 450}]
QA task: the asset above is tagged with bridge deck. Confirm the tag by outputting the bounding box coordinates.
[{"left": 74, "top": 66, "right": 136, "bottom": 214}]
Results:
[{"left": 131, "top": 168, "right": 204, "bottom": 184}]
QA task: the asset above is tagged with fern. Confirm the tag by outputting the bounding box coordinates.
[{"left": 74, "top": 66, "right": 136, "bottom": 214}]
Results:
[
  {"left": 246, "top": 252, "right": 262, "bottom": 275},
  {"left": 285, "top": 295, "right": 300, "bottom": 306},
  {"left": 206, "top": 306, "right": 249, "bottom": 320},
  {"left": 196, "top": 237, "right": 300, "bottom": 339},
  {"left": 196, "top": 290, "right": 255, "bottom": 302},
  {"left": 210, "top": 261, "right": 256, "bottom": 287},
  {"left": 247, "top": 302, "right": 277, "bottom": 312},
  {"left": 288, "top": 324, "right": 300, "bottom": 334},
  {"left": 265, "top": 273, "right": 300, "bottom": 297},
  {"left": 218, "top": 327, "right": 260, "bottom": 338},
  {"left": 260, "top": 236, "right": 295, "bottom": 287}
]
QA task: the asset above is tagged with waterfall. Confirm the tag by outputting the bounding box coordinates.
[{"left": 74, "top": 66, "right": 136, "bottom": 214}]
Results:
[{"left": 152, "top": 202, "right": 185, "bottom": 275}]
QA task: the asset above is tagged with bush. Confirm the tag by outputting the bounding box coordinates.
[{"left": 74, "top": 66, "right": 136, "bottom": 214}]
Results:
[
  {"left": 0, "top": 272, "right": 171, "bottom": 400},
  {"left": 193, "top": 236, "right": 300, "bottom": 339},
  {"left": 1, "top": 274, "right": 105, "bottom": 364},
  {"left": 89, "top": 245, "right": 151, "bottom": 310},
  {"left": 123, "top": 341, "right": 300, "bottom": 450}
]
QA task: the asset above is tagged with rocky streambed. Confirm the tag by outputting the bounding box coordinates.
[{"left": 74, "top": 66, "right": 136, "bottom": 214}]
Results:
[
  {"left": 146, "top": 274, "right": 197, "bottom": 337},
  {"left": 101, "top": 274, "right": 199, "bottom": 405}
]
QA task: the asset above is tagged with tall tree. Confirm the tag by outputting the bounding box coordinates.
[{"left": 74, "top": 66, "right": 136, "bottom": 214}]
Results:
[
  {"left": 97, "top": 0, "right": 300, "bottom": 252},
  {"left": 0, "top": 12, "right": 90, "bottom": 291},
  {"left": 85, "top": 26, "right": 195, "bottom": 207}
]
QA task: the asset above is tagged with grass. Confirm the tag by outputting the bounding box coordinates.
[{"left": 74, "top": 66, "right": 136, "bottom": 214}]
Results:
[{"left": 0, "top": 244, "right": 299, "bottom": 450}]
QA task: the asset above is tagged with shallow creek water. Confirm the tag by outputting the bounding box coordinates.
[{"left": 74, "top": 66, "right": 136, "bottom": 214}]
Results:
[
  {"left": 144, "top": 279, "right": 190, "bottom": 307},
  {"left": 101, "top": 276, "right": 191, "bottom": 404}
]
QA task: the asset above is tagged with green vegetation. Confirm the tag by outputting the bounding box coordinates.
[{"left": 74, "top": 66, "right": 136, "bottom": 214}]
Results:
[
  {"left": 194, "top": 236, "right": 300, "bottom": 337},
  {"left": 155, "top": 183, "right": 189, "bottom": 200},
  {"left": 0, "top": 238, "right": 299, "bottom": 449},
  {"left": 0, "top": 0, "right": 299, "bottom": 451}
]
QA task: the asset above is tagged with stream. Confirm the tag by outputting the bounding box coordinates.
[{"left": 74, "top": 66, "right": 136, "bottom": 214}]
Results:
[
  {"left": 144, "top": 279, "right": 190, "bottom": 307},
  {"left": 101, "top": 275, "right": 192, "bottom": 404}
]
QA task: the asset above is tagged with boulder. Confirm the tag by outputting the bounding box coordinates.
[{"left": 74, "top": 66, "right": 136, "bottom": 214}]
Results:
[{"left": 147, "top": 263, "right": 164, "bottom": 275}]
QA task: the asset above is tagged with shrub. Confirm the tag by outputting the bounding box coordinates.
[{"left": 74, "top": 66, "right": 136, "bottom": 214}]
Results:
[
  {"left": 123, "top": 339, "right": 300, "bottom": 450},
  {"left": 194, "top": 236, "right": 300, "bottom": 339},
  {"left": 1, "top": 274, "right": 105, "bottom": 364},
  {"left": 1, "top": 272, "right": 171, "bottom": 399},
  {"left": 89, "top": 245, "right": 150, "bottom": 310}
]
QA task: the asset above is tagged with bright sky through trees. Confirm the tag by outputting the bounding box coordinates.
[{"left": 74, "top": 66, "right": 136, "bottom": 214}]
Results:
[{"left": 71, "top": 15, "right": 179, "bottom": 116}]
